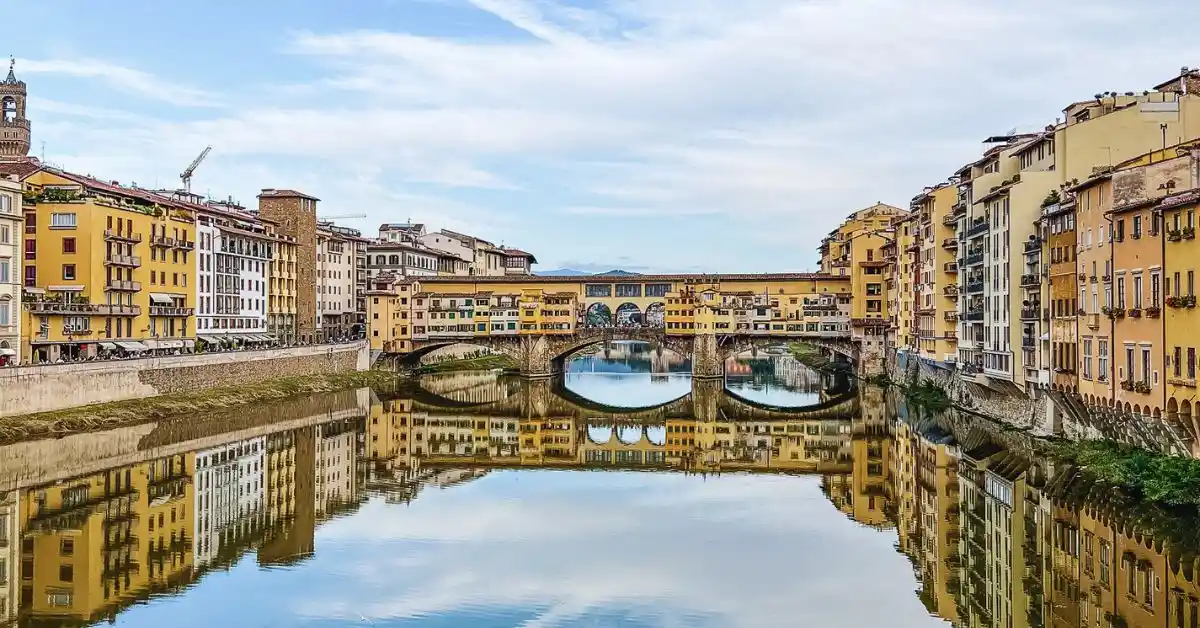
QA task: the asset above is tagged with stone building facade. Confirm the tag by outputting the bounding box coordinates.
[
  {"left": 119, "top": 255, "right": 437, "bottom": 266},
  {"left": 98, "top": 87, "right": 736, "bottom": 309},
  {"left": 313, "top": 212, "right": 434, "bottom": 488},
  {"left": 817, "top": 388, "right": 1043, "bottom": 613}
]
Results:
[{"left": 257, "top": 189, "right": 318, "bottom": 343}]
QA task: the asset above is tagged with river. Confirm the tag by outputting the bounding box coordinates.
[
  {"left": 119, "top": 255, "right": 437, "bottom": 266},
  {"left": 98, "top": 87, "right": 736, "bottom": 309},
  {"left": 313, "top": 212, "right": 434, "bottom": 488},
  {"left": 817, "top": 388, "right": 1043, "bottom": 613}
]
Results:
[{"left": 1, "top": 344, "right": 1197, "bottom": 627}]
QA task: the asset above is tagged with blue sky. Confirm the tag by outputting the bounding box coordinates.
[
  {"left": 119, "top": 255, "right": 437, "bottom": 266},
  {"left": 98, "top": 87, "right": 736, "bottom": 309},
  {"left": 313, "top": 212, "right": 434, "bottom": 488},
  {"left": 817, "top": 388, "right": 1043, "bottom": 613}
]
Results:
[{"left": 9, "top": 0, "right": 1200, "bottom": 272}]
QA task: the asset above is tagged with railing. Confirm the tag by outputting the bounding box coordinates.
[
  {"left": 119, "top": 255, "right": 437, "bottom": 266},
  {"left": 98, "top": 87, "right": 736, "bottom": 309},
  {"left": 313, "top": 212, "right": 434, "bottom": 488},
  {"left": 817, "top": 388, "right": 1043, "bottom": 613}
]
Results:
[
  {"left": 944, "top": 311, "right": 958, "bottom": 322},
  {"left": 964, "top": 252, "right": 984, "bottom": 266},
  {"left": 945, "top": 330, "right": 957, "bottom": 340},
  {"left": 942, "top": 238, "right": 958, "bottom": 249},
  {"left": 24, "top": 302, "right": 142, "bottom": 316},
  {"left": 962, "top": 309, "right": 984, "bottom": 321},
  {"left": 1022, "top": 337, "right": 1036, "bottom": 349},
  {"left": 1020, "top": 274, "right": 1041, "bottom": 287},
  {"left": 103, "top": 229, "right": 142, "bottom": 243},
  {"left": 944, "top": 262, "right": 958, "bottom": 273},
  {"left": 942, "top": 213, "right": 959, "bottom": 226},
  {"left": 1023, "top": 239, "right": 1042, "bottom": 254},
  {"left": 1020, "top": 308, "right": 1040, "bottom": 320},
  {"left": 966, "top": 281, "right": 984, "bottom": 294},
  {"left": 966, "top": 221, "right": 989, "bottom": 238},
  {"left": 943, "top": 285, "right": 959, "bottom": 296},
  {"left": 176, "top": 240, "right": 195, "bottom": 250},
  {"left": 151, "top": 236, "right": 176, "bottom": 247},
  {"left": 149, "top": 306, "right": 195, "bottom": 317},
  {"left": 104, "top": 254, "right": 142, "bottom": 267},
  {"left": 105, "top": 279, "right": 141, "bottom": 291}
]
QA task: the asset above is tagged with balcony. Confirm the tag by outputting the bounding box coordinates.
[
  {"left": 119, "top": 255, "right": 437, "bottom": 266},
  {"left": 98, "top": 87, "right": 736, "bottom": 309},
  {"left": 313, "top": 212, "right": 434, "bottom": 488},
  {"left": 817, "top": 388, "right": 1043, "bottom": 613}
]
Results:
[
  {"left": 962, "top": 309, "right": 984, "bottom": 321},
  {"left": 1022, "top": 337, "right": 1036, "bottom": 349},
  {"left": 104, "top": 254, "right": 142, "bottom": 268},
  {"left": 1023, "top": 238, "right": 1042, "bottom": 254},
  {"left": 942, "top": 238, "right": 959, "bottom": 250},
  {"left": 1020, "top": 274, "right": 1041, "bottom": 287},
  {"left": 945, "top": 330, "right": 958, "bottom": 340},
  {"left": 151, "top": 235, "right": 176, "bottom": 248},
  {"left": 966, "top": 221, "right": 989, "bottom": 238},
  {"left": 105, "top": 279, "right": 141, "bottom": 292},
  {"left": 943, "top": 285, "right": 959, "bottom": 297},
  {"left": 942, "top": 213, "right": 959, "bottom": 227},
  {"left": 964, "top": 251, "right": 984, "bottom": 266},
  {"left": 25, "top": 301, "right": 141, "bottom": 316},
  {"left": 966, "top": 280, "right": 984, "bottom": 294},
  {"left": 176, "top": 239, "right": 195, "bottom": 251},
  {"left": 943, "top": 261, "right": 958, "bottom": 273},
  {"left": 150, "top": 306, "right": 195, "bottom": 317},
  {"left": 831, "top": 259, "right": 850, "bottom": 268},
  {"left": 944, "top": 311, "right": 958, "bottom": 322},
  {"left": 1168, "top": 376, "right": 1197, "bottom": 388},
  {"left": 96, "top": 304, "right": 141, "bottom": 316},
  {"left": 1020, "top": 307, "right": 1040, "bottom": 321},
  {"left": 103, "top": 229, "right": 143, "bottom": 243}
]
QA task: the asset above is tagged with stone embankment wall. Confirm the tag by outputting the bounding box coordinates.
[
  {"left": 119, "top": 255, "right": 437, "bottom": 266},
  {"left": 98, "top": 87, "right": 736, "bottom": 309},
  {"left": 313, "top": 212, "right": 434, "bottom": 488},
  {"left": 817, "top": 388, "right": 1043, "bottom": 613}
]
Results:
[
  {"left": 896, "top": 351, "right": 1195, "bottom": 456},
  {"left": 0, "top": 342, "right": 370, "bottom": 418}
]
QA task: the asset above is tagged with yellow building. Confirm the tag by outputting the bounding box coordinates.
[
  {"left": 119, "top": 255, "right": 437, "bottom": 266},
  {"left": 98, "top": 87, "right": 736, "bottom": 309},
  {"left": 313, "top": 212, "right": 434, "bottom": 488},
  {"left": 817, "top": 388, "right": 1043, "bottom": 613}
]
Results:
[
  {"left": 1074, "top": 173, "right": 1116, "bottom": 408},
  {"left": 18, "top": 169, "right": 196, "bottom": 362},
  {"left": 366, "top": 274, "right": 415, "bottom": 353},
  {"left": 883, "top": 212, "right": 918, "bottom": 353},
  {"left": 912, "top": 183, "right": 960, "bottom": 366},
  {"left": 265, "top": 218, "right": 298, "bottom": 343},
  {"left": 820, "top": 205, "right": 907, "bottom": 349},
  {"left": 1162, "top": 187, "right": 1200, "bottom": 424},
  {"left": 18, "top": 456, "right": 193, "bottom": 624}
]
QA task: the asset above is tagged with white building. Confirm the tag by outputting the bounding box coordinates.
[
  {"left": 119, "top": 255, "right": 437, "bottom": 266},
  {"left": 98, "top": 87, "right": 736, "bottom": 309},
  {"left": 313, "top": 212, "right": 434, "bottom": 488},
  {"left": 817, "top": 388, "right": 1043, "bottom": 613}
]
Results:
[
  {"left": 0, "top": 488, "right": 18, "bottom": 624},
  {"left": 317, "top": 224, "right": 362, "bottom": 341},
  {"left": 189, "top": 197, "right": 272, "bottom": 347},
  {"left": 193, "top": 436, "right": 266, "bottom": 566},
  {"left": 315, "top": 420, "right": 358, "bottom": 517},
  {"left": 0, "top": 175, "right": 20, "bottom": 365},
  {"left": 366, "top": 242, "right": 440, "bottom": 280}
]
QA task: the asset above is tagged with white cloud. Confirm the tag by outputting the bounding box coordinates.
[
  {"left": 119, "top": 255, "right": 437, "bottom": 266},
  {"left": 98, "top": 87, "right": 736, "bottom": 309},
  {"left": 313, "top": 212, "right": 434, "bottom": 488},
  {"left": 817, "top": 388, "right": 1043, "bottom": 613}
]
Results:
[
  {"left": 22, "top": 0, "right": 1200, "bottom": 269},
  {"left": 19, "top": 58, "right": 220, "bottom": 107}
]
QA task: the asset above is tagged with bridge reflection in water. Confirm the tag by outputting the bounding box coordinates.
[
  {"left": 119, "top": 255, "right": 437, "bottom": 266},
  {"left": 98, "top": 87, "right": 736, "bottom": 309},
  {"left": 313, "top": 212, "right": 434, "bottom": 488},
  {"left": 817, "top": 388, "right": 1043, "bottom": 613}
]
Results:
[{"left": 0, "top": 382, "right": 1198, "bottom": 627}]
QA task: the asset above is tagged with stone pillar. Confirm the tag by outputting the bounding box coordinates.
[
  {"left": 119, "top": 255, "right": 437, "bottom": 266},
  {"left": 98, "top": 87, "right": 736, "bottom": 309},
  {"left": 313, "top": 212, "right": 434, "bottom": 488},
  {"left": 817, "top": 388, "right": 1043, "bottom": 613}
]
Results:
[
  {"left": 520, "top": 377, "right": 553, "bottom": 418},
  {"left": 690, "top": 377, "right": 723, "bottom": 422},
  {"left": 690, "top": 333, "right": 724, "bottom": 379},
  {"left": 512, "top": 335, "right": 560, "bottom": 378}
]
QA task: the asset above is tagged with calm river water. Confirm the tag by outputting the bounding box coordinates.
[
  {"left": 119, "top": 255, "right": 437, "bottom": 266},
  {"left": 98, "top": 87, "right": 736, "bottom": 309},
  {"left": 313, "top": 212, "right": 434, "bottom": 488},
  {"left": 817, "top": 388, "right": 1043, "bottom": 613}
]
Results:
[{"left": 1, "top": 344, "right": 1197, "bottom": 627}]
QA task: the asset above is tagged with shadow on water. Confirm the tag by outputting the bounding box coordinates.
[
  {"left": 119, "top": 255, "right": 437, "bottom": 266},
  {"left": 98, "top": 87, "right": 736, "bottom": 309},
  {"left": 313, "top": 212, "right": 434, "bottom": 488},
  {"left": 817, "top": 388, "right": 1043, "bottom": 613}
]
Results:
[{"left": 0, "top": 354, "right": 1197, "bottom": 627}]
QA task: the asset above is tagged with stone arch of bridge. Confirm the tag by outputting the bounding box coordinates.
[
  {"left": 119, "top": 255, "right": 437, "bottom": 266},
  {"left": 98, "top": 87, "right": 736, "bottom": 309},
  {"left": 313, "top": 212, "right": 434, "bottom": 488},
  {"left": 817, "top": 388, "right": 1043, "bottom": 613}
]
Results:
[{"left": 545, "top": 329, "right": 687, "bottom": 367}]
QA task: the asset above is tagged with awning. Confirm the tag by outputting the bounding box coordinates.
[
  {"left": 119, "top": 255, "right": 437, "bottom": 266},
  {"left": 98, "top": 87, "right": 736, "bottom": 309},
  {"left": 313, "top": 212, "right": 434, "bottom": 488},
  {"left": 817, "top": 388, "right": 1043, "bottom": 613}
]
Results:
[
  {"left": 0, "top": 348, "right": 15, "bottom": 356},
  {"left": 99, "top": 342, "right": 118, "bottom": 350},
  {"left": 248, "top": 334, "right": 270, "bottom": 342},
  {"left": 157, "top": 340, "right": 185, "bottom": 350},
  {"left": 116, "top": 341, "right": 149, "bottom": 352},
  {"left": 47, "top": 284, "right": 84, "bottom": 292},
  {"left": 149, "top": 293, "right": 175, "bottom": 305},
  {"left": 183, "top": 340, "right": 195, "bottom": 349}
]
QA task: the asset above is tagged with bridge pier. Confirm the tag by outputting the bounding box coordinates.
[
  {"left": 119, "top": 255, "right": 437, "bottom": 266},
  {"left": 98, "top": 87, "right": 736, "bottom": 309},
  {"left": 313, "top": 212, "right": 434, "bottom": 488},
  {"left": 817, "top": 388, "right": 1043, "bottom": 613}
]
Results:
[{"left": 690, "top": 333, "right": 725, "bottom": 379}]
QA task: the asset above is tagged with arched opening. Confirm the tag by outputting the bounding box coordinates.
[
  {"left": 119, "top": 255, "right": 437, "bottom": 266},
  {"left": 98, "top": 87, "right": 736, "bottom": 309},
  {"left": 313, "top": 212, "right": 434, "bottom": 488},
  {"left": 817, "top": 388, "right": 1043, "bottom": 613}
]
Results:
[
  {"left": 645, "top": 302, "right": 665, "bottom": 328},
  {"left": 1168, "top": 397, "right": 1179, "bottom": 416},
  {"left": 1124, "top": 402, "right": 1132, "bottom": 414},
  {"left": 1, "top": 97, "right": 15, "bottom": 123},
  {"left": 1181, "top": 400, "right": 1193, "bottom": 418},
  {"left": 1152, "top": 407, "right": 1162, "bottom": 419},
  {"left": 645, "top": 425, "right": 666, "bottom": 446},
  {"left": 586, "top": 425, "right": 613, "bottom": 445},
  {"left": 1133, "top": 404, "right": 1142, "bottom": 416},
  {"left": 615, "top": 425, "right": 643, "bottom": 445},
  {"left": 615, "top": 302, "right": 642, "bottom": 326},
  {"left": 584, "top": 303, "right": 612, "bottom": 327}
]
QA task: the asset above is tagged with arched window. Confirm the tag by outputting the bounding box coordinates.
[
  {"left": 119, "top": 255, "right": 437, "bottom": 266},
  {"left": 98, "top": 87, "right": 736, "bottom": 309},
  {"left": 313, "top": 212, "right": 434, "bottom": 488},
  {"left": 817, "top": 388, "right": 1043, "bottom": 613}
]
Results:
[{"left": 1, "top": 97, "right": 14, "bottom": 123}]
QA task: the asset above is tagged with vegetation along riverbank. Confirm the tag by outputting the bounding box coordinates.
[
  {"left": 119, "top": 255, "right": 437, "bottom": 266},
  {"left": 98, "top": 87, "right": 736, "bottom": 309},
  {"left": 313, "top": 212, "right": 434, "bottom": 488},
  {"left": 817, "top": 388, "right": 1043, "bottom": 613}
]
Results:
[{"left": 0, "top": 370, "right": 398, "bottom": 444}]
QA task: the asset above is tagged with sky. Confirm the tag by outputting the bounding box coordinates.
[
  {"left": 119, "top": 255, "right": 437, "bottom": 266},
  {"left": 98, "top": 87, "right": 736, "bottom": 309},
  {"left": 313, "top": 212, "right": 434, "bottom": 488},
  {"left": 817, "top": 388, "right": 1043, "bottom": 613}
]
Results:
[
  {"left": 9, "top": 0, "right": 1200, "bottom": 273},
  {"left": 109, "top": 471, "right": 945, "bottom": 627}
]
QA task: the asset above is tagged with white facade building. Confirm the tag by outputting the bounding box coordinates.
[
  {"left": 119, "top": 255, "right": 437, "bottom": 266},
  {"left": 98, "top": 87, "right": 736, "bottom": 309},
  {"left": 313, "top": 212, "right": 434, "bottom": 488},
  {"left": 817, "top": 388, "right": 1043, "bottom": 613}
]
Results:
[
  {"left": 193, "top": 436, "right": 266, "bottom": 566},
  {"left": 194, "top": 201, "right": 272, "bottom": 347},
  {"left": 315, "top": 421, "right": 357, "bottom": 517},
  {"left": 0, "top": 176, "right": 21, "bottom": 365},
  {"left": 316, "top": 225, "right": 361, "bottom": 341}
]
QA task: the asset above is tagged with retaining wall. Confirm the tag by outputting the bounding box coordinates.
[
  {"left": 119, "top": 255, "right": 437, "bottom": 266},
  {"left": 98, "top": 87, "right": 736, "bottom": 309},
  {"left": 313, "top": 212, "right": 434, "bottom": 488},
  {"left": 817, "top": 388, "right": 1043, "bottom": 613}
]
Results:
[{"left": 0, "top": 342, "right": 370, "bottom": 418}]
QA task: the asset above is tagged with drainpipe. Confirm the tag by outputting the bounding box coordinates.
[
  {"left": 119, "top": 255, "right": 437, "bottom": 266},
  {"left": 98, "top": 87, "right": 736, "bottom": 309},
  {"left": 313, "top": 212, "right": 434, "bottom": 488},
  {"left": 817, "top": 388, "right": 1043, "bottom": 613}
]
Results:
[{"left": 1104, "top": 209, "right": 1116, "bottom": 408}]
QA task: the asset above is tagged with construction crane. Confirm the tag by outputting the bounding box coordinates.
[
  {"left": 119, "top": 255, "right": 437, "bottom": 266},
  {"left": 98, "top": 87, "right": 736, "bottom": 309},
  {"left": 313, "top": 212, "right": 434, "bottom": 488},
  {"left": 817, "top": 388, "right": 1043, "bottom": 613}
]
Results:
[
  {"left": 318, "top": 213, "right": 367, "bottom": 220},
  {"left": 180, "top": 145, "right": 212, "bottom": 193}
]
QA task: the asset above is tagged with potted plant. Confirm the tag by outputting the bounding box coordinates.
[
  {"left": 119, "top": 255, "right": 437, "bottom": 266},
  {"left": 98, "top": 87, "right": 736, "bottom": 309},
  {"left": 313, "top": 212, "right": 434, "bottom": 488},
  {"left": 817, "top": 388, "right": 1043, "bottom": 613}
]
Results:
[
  {"left": 1146, "top": 306, "right": 1161, "bottom": 318},
  {"left": 1166, "top": 295, "right": 1182, "bottom": 308},
  {"left": 1129, "top": 308, "right": 1142, "bottom": 318},
  {"left": 1185, "top": 226, "right": 1197, "bottom": 240},
  {"left": 1187, "top": 295, "right": 1198, "bottom": 309},
  {"left": 1168, "top": 229, "right": 1183, "bottom": 241}
]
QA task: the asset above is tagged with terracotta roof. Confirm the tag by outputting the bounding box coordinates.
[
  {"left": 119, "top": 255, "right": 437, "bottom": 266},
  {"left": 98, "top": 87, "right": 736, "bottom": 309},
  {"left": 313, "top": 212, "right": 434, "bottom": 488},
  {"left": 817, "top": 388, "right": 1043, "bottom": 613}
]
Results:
[
  {"left": 500, "top": 248, "right": 538, "bottom": 263},
  {"left": 0, "top": 158, "right": 40, "bottom": 178},
  {"left": 1157, "top": 189, "right": 1200, "bottom": 210},
  {"left": 258, "top": 188, "right": 320, "bottom": 201}
]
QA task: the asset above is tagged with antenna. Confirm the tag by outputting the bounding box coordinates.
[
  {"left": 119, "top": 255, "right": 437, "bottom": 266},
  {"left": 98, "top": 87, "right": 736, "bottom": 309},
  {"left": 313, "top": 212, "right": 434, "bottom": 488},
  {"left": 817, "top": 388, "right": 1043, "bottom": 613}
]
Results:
[{"left": 180, "top": 145, "right": 213, "bottom": 193}]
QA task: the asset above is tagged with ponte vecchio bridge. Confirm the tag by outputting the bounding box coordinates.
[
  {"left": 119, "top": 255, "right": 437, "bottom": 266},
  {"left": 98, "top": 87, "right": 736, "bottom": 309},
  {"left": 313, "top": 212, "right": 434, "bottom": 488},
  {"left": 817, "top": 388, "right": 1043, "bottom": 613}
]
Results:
[{"left": 371, "top": 273, "right": 878, "bottom": 377}]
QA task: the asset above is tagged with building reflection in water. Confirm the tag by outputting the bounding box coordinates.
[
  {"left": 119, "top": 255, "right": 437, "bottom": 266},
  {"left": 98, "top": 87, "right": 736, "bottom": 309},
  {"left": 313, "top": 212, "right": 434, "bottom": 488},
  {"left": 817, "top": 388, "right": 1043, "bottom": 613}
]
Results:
[{"left": 0, "top": 372, "right": 1197, "bottom": 627}]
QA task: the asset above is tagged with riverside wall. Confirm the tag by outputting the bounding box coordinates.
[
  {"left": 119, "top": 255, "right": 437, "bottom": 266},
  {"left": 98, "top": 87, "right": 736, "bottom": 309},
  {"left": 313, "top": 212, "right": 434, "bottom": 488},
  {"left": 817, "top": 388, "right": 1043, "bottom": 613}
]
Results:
[
  {"left": 894, "top": 349, "right": 1198, "bottom": 456},
  {"left": 0, "top": 341, "right": 370, "bottom": 418}
]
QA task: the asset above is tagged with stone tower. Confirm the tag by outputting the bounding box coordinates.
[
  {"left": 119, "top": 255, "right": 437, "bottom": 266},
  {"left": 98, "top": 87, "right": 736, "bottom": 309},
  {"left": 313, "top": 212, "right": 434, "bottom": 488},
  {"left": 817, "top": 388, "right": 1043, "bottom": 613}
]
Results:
[{"left": 0, "top": 57, "right": 30, "bottom": 159}]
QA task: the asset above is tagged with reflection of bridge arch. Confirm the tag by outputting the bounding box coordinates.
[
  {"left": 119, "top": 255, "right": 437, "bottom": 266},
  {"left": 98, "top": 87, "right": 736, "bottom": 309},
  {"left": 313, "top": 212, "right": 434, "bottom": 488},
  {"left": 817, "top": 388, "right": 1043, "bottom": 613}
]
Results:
[{"left": 403, "top": 374, "right": 859, "bottom": 422}]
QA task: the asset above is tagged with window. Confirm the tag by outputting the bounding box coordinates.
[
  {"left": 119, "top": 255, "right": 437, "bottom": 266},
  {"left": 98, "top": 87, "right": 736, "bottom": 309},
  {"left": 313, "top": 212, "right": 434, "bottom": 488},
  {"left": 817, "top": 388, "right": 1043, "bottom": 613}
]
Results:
[
  {"left": 23, "top": 238, "right": 34, "bottom": 260},
  {"left": 1190, "top": 348, "right": 1197, "bottom": 380},
  {"left": 0, "top": 224, "right": 7, "bottom": 244},
  {"left": 61, "top": 264, "right": 75, "bottom": 281},
  {"left": 1151, "top": 272, "right": 1161, "bottom": 307},
  {"left": 1116, "top": 276, "right": 1126, "bottom": 308},
  {"left": 1098, "top": 340, "right": 1109, "bottom": 381},
  {"left": 0, "top": 301, "right": 8, "bottom": 326},
  {"left": 1175, "top": 346, "right": 1183, "bottom": 377},
  {"left": 49, "top": 213, "right": 77, "bottom": 228},
  {"left": 1125, "top": 346, "right": 1135, "bottom": 382},
  {"left": 0, "top": 258, "right": 7, "bottom": 283},
  {"left": 61, "top": 237, "right": 76, "bottom": 253},
  {"left": 0, "top": 193, "right": 9, "bottom": 214},
  {"left": 1142, "top": 347, "right": 1152, "bottom": 385},
  {"left": 1082, "top": 339, "right": 1093, "bottom": 379},
  {"left": 1133, "top": 275, "right": 1143, "bottom": 308}
]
